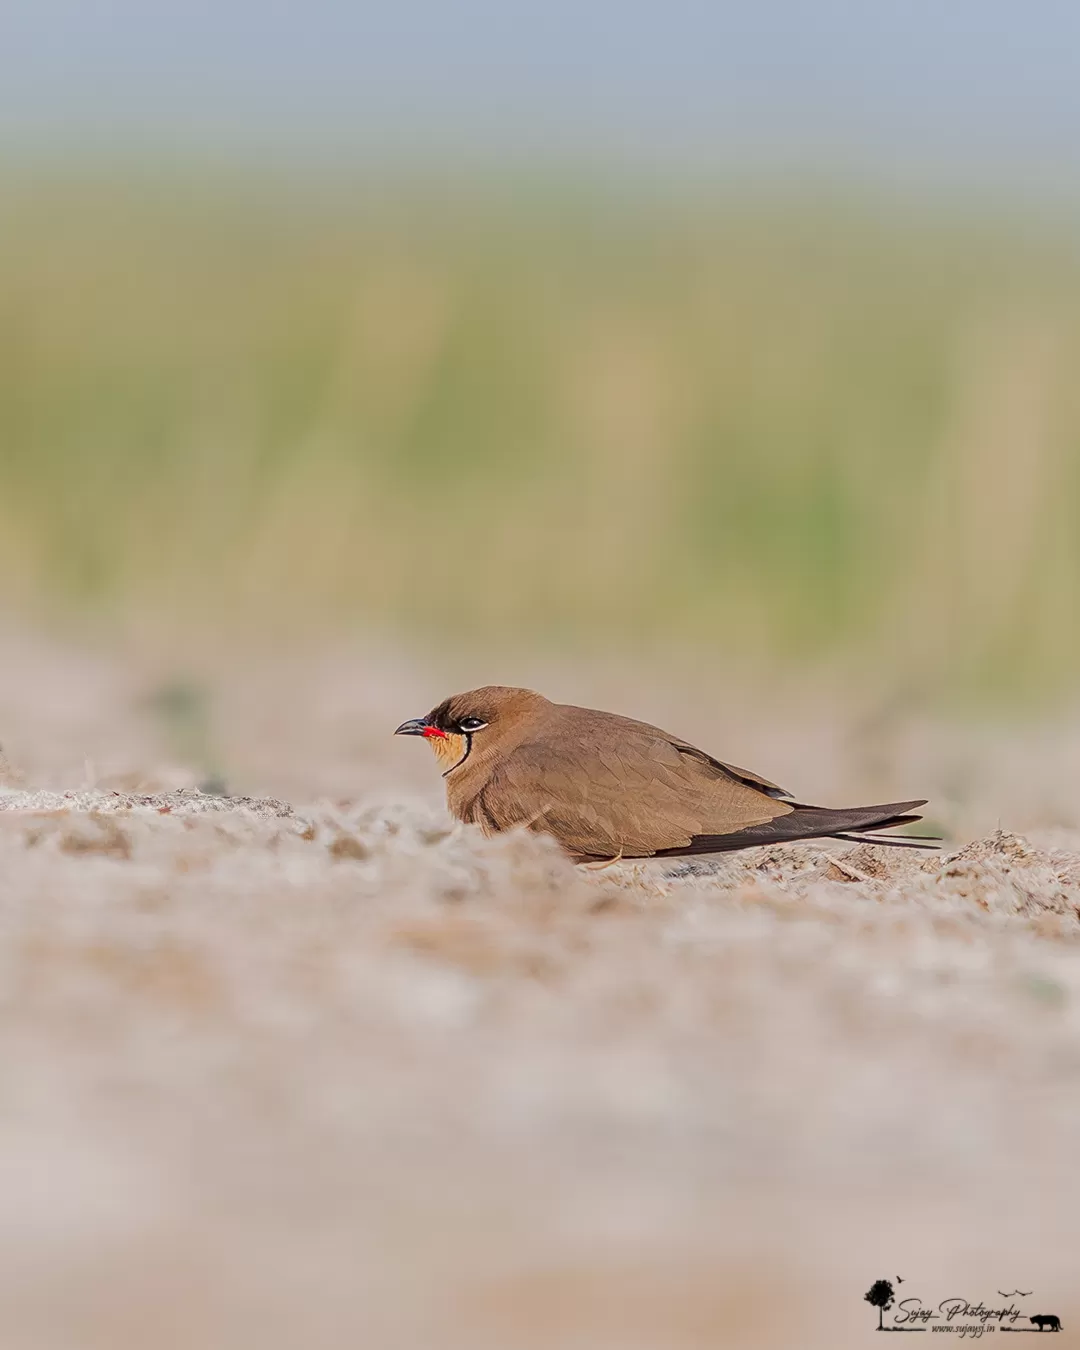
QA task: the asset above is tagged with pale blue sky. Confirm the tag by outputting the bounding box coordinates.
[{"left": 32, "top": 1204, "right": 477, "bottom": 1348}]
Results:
[{"left": 2, "top": 1, "right": 1078, "bottom": 191}]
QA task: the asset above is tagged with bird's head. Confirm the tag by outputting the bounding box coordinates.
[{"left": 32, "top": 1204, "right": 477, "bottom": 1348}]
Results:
[{"left": 395, "top": 686, "right": 548, "bottom": 774}]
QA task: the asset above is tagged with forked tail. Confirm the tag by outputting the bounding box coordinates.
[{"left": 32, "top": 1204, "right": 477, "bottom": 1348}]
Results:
[{"left": 653, "top": 800, "right": 937, "bottom": 857}]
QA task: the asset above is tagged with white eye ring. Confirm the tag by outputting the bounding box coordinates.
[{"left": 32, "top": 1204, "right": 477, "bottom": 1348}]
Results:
[{"left": 458, "top": 717, "right": 487, "bottom": 732}]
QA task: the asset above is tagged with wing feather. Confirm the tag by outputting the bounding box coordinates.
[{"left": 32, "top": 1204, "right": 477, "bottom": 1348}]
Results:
[{"left": 481, "top": 711, "right": 791, "bottom": 858}]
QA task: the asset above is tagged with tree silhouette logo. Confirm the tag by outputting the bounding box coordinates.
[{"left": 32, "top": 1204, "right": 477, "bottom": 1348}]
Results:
[{"left": 865, "top": 1279, "right": 896, "bottom": 1331}]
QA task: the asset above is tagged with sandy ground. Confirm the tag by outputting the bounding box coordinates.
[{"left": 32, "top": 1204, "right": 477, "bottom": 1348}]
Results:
[{"left": 1, "top": 628, "right": 1079, "bottom": 1348}]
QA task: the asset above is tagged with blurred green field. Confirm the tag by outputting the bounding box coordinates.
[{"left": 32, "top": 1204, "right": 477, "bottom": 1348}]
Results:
[{"left": 1, "top": 172, "right": 1078, "bottom": 696}]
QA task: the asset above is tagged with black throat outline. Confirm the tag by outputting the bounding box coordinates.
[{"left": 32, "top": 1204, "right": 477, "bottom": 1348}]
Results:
[{"left": 442, "top": 731, "right": 473, "bottom": 777}]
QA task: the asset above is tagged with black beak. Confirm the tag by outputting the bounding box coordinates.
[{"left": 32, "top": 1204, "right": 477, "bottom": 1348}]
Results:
[{"left": 394, "top": 718, "right": 429, "bottom": 736}]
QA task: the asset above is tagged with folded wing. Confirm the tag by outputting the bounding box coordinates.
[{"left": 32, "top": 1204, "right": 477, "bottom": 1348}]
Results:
[{"left": 474, "top": 712, "right": 795, "bottom": 860}]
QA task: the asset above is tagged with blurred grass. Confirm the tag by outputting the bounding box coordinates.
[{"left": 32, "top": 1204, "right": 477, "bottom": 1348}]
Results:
[{"left": 1, "top": 170, "right": 1078, "bottom": 696}]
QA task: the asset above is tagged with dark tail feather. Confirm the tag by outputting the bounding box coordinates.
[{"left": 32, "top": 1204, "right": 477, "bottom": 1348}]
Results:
[
  {"left": 831, "top": 831, "right": 941, "bottom": 850},
  {"left": 653, "top": 800, "right": 928, "bottom": 858}
]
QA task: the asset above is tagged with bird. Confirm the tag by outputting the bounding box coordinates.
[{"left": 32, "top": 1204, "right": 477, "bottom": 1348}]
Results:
[{"left": 395, "top": 686, "right": 933, "bottom": 864}]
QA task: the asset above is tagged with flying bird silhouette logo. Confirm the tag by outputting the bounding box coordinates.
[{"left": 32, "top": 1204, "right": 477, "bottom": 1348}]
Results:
[{"left": 997, "top": 1290, "right": 1033, "bottom": 1298}]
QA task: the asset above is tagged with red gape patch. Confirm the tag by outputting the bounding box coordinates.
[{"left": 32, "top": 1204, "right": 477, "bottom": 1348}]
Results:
[{"left": 421, "top": 726, "right": 448, "bottom": 739}]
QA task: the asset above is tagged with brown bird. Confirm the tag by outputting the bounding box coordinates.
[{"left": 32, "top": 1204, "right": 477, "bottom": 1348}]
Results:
[{"left": 395, "top": 686, "right": 931, "bottom": 864}]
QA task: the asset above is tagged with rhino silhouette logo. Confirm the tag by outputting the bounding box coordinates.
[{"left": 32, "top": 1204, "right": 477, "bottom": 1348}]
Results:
[{"left": 1030, "top": 1314, "right": 1062, "bottom": 1332}]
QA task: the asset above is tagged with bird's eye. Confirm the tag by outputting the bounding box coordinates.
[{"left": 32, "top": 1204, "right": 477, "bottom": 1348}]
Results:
[{"left": 458, "top": 716, "right": 487, "bottom": 732}]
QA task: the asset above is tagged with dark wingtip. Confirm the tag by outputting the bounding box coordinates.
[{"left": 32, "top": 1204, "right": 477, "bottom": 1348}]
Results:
[{"left": 652, "top": 798, "right": 933, "bottom": 858}]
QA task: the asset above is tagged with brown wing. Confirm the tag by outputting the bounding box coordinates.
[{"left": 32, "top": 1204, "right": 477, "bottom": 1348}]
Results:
[{"left": 476, "top": 708, "right": 792, "bottom": 859}]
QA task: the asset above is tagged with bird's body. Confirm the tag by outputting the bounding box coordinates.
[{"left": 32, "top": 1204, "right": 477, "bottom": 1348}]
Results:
[{"left": 395, "top": 686, "right": 929, "bottom": 863}]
